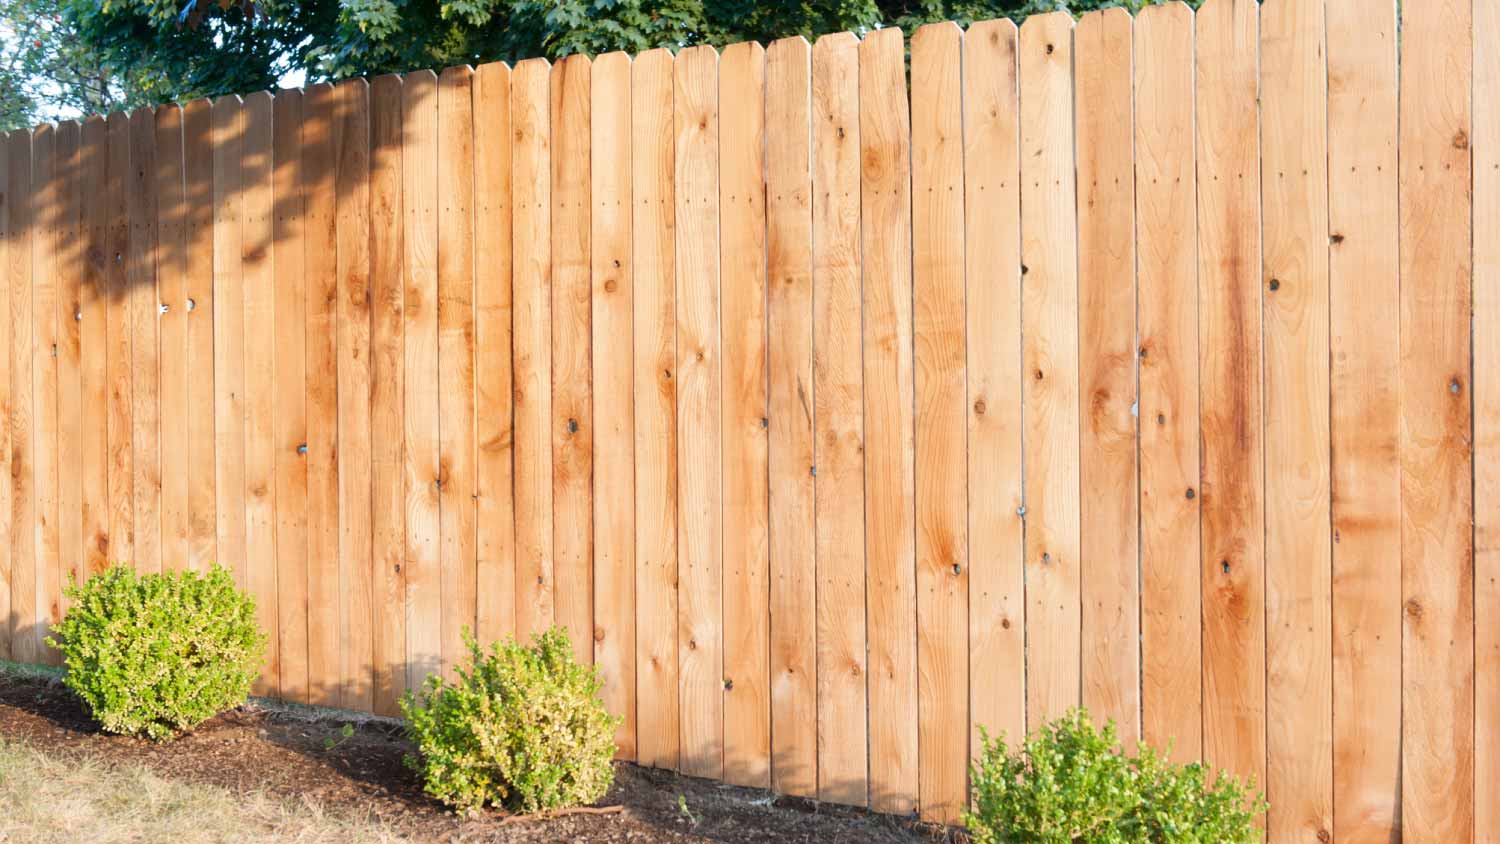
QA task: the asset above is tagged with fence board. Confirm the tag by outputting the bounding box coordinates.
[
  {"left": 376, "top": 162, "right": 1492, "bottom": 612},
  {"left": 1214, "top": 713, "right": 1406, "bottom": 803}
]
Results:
[
  {"left": 719, "top": 40, "right": 770, "bottom": 791},
  {"left": 182, "top": 100, "right": 215, "bottom": 573},
  {"left": 242, "top": 91, "right": 279, "bottom": 696},
  {"left": 8, "top": 129, "right": 35, "bottom": 663},
  {"left": 1261, "top": 1, "right": 1333, "bottom": 839},
  {"left": 1075, "top": 6, "right": 1138, "bottom": 744},
  {"left": 301, "top": 83, "right": 341, "bottom": 707},
  {"left": 1326, "top": 0, "right": 1400, "bottom": 839},
  {"left": 125, "top": 111, "right": 158, "bottom": 582},
  {"left": 1194, "top": 0, "right": 1265, "bottom": 788},
  {"left": 55, "top": 122, "right": 82, "bottom": 615},
  {"left": 858, "top": 26, "right": 918, "bottom": 816},
  {"left": 1018, "top": 10, "right": 1081, "bottom": 730},
  {"left": 474, "top": 61, "right": 515, "bottom": 648},
  {"left": 211, "top": 96, "right": 246, "bottom": 590},
  {"left": 369, "top": 74, "right": 407, "bottom": 716},
  {"left": 104, "top": 114, "right": 131, "bottom": 573},
  {"left": 764, "top": 35, "right": 815, "bottom": 799},
  {"left": 1398, "top": 0, "right": 1474, "bottom": 840},
  {"left": 401, "top": 71, "right": 443, "bottom": 690},
  {"left": 0, "top": 133, "right": 10, "bottom": 656},
  {"left": 632, "top": 47, "right": 680, "bottom": 772},
  {"left": 79, "top": 118, "right": 109, "bottom": 585},
  {"left": 1135, "top": 1, "right": 1201, "bottom": 761},
  {"left": 550, "top": 55, "right": 593, "bottom": 666},
  {"left": 809, "top": 31, "right": 866, "bottom": 806},
  {"left": 437, "top": 67, "right": 478, "bottom": 680},
  {"left": 589, "top": 51, "right": 634, "bottom": 760},
  {"left": 674, "top": 44, "right": 724, "bottom": 783},
  {"left": 335, "top": 78, "right": 374, "bottom": 710},
  {"left": 512, "top": 58, "right": 554, "bottom": 642},
  {"left": 272, "top": 89, "right": 310, "bottom": 703},
  {"left": 31, "top": 124, "right": 59, "bottom": 660},
  {"left": 155, "top": 106, "right": 188, "bottom": 572}
]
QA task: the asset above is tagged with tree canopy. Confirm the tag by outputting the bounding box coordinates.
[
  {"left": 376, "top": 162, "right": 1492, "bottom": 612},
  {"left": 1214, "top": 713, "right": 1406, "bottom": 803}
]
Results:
[{"left": 4, "top": 0, "right": 1178, "bottom": 130}]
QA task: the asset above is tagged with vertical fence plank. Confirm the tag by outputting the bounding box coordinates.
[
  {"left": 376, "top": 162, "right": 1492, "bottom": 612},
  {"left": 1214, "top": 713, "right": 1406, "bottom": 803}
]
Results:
[
  {"left": 273, "top": 89, "right": 310, "bottom": 703},
  {"left": 79, "top": 118, "right": 109, "bottom": 585},
  {"left": 1075, "top": 6, "right": 1139, "bottom": 744},
  {"left": 437, "top": 66, "right": 477, "bottom": 681},
  {"left": 369, "top": 74, "right": 407, "bottom": 715},
  {"left": 1195, "top": 0, "right": 1265, "bottom": 788},
  {"left": 8, "top": 129, "right": 35, "bottom": 662},
  {"left": 809, "top": 30, "right": 867, "bottom": 805},
  {"left": 335, "top": 78, "right": 374, "bottom": 710},
  {"left": 910, "top": 21, "right": 967, "bottom": 825},
  {"left": 632, "top": 47, "right": 680, "bottom": 772},
  {"left": 211, "top": 96, "right": 246, "bottom": 590},
  {"left": 401, "top": 71, "right": 443, "bottom": 690},
  {"left": 32, "top": 124, "right": 59, "bottom": 660},
  {"left": 1475, "top": 0, "right": 1500, "bottom": 838},
  {"left": 104, "top": 114, "right": 131, "bottom": 572},
  {"left": 859, "top": 26, "right": 918, "bottom": 815},
  {"left": 156, "top": 106, "right": 189, "bottom": 572},
  {"left": 1261, "top": 1, "right": 1333, "bottom": 839},
  {"left": 182, "top": 100, "right": 215, "bottom": 573},
  {"left": 55, "top": 122, "right": 82, "bottom": 615},
  {"left": 550, "top": 55, "right": 593, "bottom": 666},
  {"left": 674, "top": 44, "right": 723, "bottom": 782},
  {"left": 302, "top": 83, "right": 341, "bottom": 705},
  {"left": 512, "top": 58, "right": 554, "bottom": 643},
  {"left": 719, "top": 39, "right": 771, "bottom": 791},
  {"left": 1136, "top": 1, "right": 1202, "bottom": 761},
  {"left": 590, "top": 51, "right": 634, "bottom": 759},
  {"left": 1325, "top": 0, "right": 1400, "bottom": 839},
  {"left": 0, "top": 133, "right": 10, "bottom": 658},
  {"left": 1399, "top": 0, "right": 1474, "bottom": 840},
  {"left": 125, "top": 110, "right": 159, "bottom": 579},
  {"left": 474, "top": 61, "right": 515, "bottom": 648},
  {"left": 241, "top": 91, "right": 279, "bottom": 696},
  {"left": 765, "top": 35, "right": 815, "bottom": 799},
  {"left": 1019, "top": 11, "right": 1081, "bottom": 730}
]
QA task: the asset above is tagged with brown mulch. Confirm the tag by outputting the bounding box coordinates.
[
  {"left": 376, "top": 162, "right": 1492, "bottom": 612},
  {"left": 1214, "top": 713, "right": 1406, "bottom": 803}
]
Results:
[{"left": 0, "top": 674, "right": 957, "bottom": 843}]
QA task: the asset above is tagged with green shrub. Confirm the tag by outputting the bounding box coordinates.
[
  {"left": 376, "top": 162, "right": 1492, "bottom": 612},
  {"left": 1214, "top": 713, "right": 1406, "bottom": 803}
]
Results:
[
  {"left": 45, "top": 565, "right": 266, "bottom": 741},
  {"left": 400, "top": 628, "right": 620, "bottom": 815},
  {"left": 965, "top": 709, "right": 1266, "bottom": 844}
]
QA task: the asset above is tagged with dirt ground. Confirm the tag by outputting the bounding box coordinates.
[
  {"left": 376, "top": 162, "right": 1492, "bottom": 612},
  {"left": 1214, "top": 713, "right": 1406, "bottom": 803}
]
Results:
[{"left": 0, "top": 673, "right": 956, "bottom": 843}]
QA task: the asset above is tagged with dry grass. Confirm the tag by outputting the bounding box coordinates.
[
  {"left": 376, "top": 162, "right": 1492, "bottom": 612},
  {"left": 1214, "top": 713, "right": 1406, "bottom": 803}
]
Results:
[{"left": 0, "top": 738, "right": 415, "bottom": 844}]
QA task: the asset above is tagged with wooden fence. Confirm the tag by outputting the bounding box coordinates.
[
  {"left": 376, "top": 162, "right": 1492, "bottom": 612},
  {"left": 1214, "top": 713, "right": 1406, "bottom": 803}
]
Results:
[{"left": 0, "top": 0, "right": 1494, "bottom": 838}]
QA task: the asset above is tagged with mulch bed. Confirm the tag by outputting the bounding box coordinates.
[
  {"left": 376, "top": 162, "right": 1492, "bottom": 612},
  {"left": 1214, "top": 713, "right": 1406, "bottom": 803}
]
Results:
[{"left": 0, "top": 674, "right": 956, "bottom": 843}]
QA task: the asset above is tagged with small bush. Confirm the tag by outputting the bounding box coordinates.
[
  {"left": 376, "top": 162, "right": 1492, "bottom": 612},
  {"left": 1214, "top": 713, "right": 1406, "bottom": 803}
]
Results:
[
  {"left": 965, "top": 709, "right": 1266, "bottom": 844},
  {"left": 400, "top": 628, "right": 619, "bottom": 815},
  {"left": 46, "top": 565, "right": 266, "bottom": 741}
]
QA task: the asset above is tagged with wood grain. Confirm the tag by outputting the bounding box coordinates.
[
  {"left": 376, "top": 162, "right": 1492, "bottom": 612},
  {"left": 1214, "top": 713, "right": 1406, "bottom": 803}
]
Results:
[
  {"left": 79, "top": 118, "right": 110, "bottom": 588},
  {"left": 8, "top": 128, "right": 35, "bottom": 663},
  {"left": 103, "top": 114, "right": 132, "bottom": 573},
  {"left": 125, "top": 110, "right": 160, "bottom": 579},
  {"left": 211, "top": 96, "right": 246, "bottom": 589},
  {"left": 31, "top": 123, "right": 58, "bottom": 659},
  {"left": 182, "top": 99, "right": 216, "bottom": 574},
  {"left": 155, "top": 106, "right": 188, "bottom": 573}
]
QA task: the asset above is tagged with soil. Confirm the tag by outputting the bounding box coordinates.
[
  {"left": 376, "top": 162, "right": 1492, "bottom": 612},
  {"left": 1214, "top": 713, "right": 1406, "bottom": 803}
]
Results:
[{"left": 0, "top": 675, "right": 957, "bottom": 843}]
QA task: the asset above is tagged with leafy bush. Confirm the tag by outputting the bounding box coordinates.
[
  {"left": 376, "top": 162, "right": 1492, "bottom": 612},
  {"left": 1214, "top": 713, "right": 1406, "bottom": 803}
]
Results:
[
  {"left": 46, "top": 565, "right": 266, "bottom": 741},
  {"left": 965, "top": 709, "right": 1266, "bottom": 844},
  {"left": 400, "top": 628, "right": 620, "bottom": 815}
]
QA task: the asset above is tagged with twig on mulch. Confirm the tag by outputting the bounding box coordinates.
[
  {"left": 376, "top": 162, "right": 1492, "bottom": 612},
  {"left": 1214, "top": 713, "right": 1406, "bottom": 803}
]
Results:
[{"left": 498, "top": 805, "right": 625, "bottom": 827}]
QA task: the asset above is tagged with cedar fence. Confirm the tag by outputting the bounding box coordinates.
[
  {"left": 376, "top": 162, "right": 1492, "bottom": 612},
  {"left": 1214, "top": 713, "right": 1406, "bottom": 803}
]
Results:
[{"left": 0, "top": 0, "right": 1494, "bottom": 838}]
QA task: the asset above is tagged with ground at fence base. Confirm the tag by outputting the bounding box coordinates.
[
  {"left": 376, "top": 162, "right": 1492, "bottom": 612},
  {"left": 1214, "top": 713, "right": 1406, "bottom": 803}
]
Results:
[{"left": 0, "top": 673, "right": 953, "bottom": 843}]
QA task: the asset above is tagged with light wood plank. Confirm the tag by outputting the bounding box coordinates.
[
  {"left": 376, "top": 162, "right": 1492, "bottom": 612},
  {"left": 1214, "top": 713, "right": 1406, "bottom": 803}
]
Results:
[
  {"left": 590, "top": 50, "right": 635, "bottom": 760},
  {"left": 272, "top": 89, "right": 310, "bottom": 703},
  {"left": 549, "top": 55, "right": 593, "bottom": 665},
  {"left": 511, "top": 58, "right": 554, "bottom": 643},
  {"left": 55, "top": 121, "right": 82, "bottom": 614},
  {"left": 155, "top": 106, "right": 189, "bottom": 572},
  {"left": 370, "top": 74, "right": 407, "bottom": 716},
  {"left": 104, "top": 114, "right": 132, "bottom": 574},
  {"left": 211, "top": 96, "right": 246, "bottom": 589},
  {"left": 8, "top": 129, "right": 36, "bottom": 663},
  {"left": 910, "top": 21, "right": 967, "bottom": 825},
  {"left": 437, "top": 66, "right": 477, "bottom": 680},
  {"left": 302, "top": 83, "right": 341, "bottom": 705},
  {"left": 474, "top": 61, "right": 516, "bottom": 648},
  {"left": 335, "top": 78, "right": 374, "bottom": 710},
  {"left": 1195, "top": 0, "right": 1266, "bottom": 788},
  {"left": 182, "top": 99, "right": 216, "bottom": 573},
  {"left": 809, "top": 31, "right": 867, "bottom": 806},
  {"left": 31, "top": 124, "right": 59, "bottom": 660},
  {"left": 401, "top": 71, "right": 443, "bottom": 689},
  {"left": 1398, "top": 0, "right": 1474, "bottom": 839},
  {"left": 0, "top": 133, "right": 9, "bottom": 657},
  {"left": 1261, "top": 1, "right": 1333, "bottom": 839},
  {"left": 765, "top": 35, "right": 815, "bottom": 799},
  {"left": 673, "top": 44, "right": 723, "bottom": 782},
  {"left": 719, "top": 39, "right": 770, "bottom": 792},
  {"left": 1325, "top": 1, "right": 1400, "bottom": 839},
  {"left": 858, "top": 26, "right": 918, "bottom": 815},
  {"left": 1018, "top": 10, "right": 1082, "bottom": 730},
  {"left": 631, "top": 48, "right": 680, "bottom": 772},
  {"left": 125, "top": 110, "right": 159, "bottom": 579},
  {"left": 79, "top": 118, "right": 110, "bottom": 589}
]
